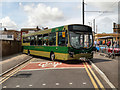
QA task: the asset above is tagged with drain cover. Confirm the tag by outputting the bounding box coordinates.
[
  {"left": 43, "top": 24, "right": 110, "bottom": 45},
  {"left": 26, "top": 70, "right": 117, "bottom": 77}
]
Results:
[{"left": 12, "top": 73, "right": 32, "bottom": 78}]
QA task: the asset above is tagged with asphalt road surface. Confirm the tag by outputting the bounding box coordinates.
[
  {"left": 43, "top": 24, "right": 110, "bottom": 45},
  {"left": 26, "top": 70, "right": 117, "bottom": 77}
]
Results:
[{"left": 1, "top": 55, "right": 111, "bottom": 89}]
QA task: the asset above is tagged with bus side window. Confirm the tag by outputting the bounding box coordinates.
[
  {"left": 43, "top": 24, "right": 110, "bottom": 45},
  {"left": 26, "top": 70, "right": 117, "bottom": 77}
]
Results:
[
  {"left": 38, "top": 35, "right": 42, "bottom": 45},
  {"left": 27, "top": 37, "right": 30, "bottom": 43},
  {"left": 23, "top": 37, "right": 30, "bottom": 43},
  {"left": 58, "top": 31, "right": 67, "bottom": 46},
  {"left": 49, "top": 33, "right": 56, "bottom": 46},
  {"left": 34, "top": 36, "right": 37, "bottom": 45},
  {"left": 30, "top": 36, "right": 35, "bottom": 45},
  {"left": 43, "top": 34, "right": 49, "bottom": 46},
  {"left": 23, "top": 37, "right": 26, "bottom": 43}
]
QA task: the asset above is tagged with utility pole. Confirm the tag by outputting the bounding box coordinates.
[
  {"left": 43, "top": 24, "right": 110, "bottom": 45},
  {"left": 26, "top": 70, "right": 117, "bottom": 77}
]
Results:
[
  {"left": 82, "top": 0, "right": 84, "bottom": 25},
  {"left": 96, "top": 25, "right": 97, "bottom": 34},
  {"left": 0, "top": 23, "right": 2, "bottom": 30},
  {"left": 93, "top": 19, "right": 95, "bottom": 33}
]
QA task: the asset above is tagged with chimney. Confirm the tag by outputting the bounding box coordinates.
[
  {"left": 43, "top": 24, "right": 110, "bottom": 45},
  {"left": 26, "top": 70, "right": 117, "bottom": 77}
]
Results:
[
  {"left": 113, "top": 23, "right": 116, "bottom": 28},
  {"left": 36, "top": 26, "right": 40, "bottom": 30},
  {"left": 4, "top": 28, "right": 7, "bottom": 31}
]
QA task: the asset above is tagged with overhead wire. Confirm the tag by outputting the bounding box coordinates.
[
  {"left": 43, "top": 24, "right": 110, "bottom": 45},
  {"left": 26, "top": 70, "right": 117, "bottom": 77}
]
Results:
[{"left": 87, "top": 0, "right": 119, "bottom": 22}]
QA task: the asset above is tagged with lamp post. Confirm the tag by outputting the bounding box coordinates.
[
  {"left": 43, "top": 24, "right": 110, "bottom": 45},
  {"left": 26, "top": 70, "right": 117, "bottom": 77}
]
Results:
[{"left": 82, "top": 0, "right": 84, "bottom": 25}]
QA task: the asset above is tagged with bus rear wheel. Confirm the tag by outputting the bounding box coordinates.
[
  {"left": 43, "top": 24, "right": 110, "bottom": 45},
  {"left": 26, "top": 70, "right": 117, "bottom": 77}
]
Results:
[{"left": 50, "top": 53, "right": 55, "bottom": 61}]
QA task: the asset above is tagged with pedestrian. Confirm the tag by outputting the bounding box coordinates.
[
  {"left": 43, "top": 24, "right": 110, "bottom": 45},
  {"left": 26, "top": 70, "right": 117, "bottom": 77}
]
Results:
[
  {"left": 103, "top": 40, "right": 105, "bottom": 45},
  {"left": 94, "top": 40, "right": 97, "bottom": 46},
  {"left": 107, "top": 40, "right": 111, "bottom": 47}
]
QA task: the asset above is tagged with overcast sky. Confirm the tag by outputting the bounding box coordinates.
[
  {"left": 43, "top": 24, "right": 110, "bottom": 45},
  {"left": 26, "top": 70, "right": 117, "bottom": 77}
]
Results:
[{"left": 0, "top": 0, "right": 119, "bottom": 33}]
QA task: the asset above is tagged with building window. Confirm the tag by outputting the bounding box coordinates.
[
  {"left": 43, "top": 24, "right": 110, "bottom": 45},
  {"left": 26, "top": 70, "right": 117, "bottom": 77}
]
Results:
[
  {"left": 22, "top": 32, "right": 26, "bottom": 35},
  {"left": 7, "top": 35, "right": 12, "bottom": 38}
]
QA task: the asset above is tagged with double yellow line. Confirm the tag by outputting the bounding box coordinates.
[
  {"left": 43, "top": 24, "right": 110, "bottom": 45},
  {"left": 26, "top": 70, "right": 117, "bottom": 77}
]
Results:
[
  {"left": 0, "top": 58, "right": 35, "bottom": 85},
  {"left": 83, "top": 61, "right": 105, "bottom": 90}
]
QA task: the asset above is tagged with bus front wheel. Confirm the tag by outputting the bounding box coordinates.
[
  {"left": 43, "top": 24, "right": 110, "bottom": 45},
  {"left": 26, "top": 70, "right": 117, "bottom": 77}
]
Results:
[{"left": 50, "top": 53, "right": 55, "bottom": 61}]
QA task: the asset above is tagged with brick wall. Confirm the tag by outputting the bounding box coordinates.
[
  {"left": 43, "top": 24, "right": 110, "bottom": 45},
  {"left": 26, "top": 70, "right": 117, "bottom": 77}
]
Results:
[{"left": 0, "top": 40, "right": 22, "bottom": 57}]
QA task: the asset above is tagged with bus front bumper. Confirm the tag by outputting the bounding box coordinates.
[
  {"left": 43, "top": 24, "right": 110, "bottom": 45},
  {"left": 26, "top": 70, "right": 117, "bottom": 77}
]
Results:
[{"left": 68, "top": 53, "right": 93, "bottom": 60}]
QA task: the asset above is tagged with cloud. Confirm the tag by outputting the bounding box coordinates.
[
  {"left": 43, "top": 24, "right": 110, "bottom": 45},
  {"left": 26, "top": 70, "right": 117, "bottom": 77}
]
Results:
[
  {"left": 86, "top": 0, "right": 120, "bottom": 2},
  {"left": 97, "top": 17, "right": 113, "bottom": 33},
  {"left": 86, "top": 2, "right": 118, "bottom": 11},
  {"left": 44, "top": 17, "right": 81, "bottom": 28},
  {"left": 19, "top": 2, "right": 22, "bottom": 6},
  {"left": 0, "top": 16, "right": 17, "bottom": 29},
  {"left": 85, "top": 14, "right": 117, "bottom": 33},
  {"left": 23, "top": 3, "right": 65, "bottom": 27}
]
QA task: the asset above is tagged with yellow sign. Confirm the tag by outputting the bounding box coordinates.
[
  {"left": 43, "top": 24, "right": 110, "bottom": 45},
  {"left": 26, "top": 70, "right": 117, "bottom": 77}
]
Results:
[
  {"left": 62, "top": 32, "right": 65, "bottom": 37},
  {"left": 56, "top": 28, "right": 58, "bottom": 31}
]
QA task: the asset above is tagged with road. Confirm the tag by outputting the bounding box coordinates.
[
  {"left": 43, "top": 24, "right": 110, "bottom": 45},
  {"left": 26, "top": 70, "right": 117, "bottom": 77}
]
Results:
[{"left": 1, "top": 55, "right": 111, "bottom": 89}]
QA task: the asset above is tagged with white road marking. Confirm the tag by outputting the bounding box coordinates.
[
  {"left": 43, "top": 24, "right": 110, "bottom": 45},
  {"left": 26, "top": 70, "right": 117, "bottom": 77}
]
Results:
[
  {"left": 90, "top": 61, "right": 116, "bottom": 89},
  {"left": 30, "top": 61, "right": 52, "bottom": 63},
  {"left": 3, "top": 86, "right": 7, "bottom": 88},
  {"left": 83, "top": 82, "right": 86, "bottom": 85},
  {"left": 69, "top": 83, "right": 73, "bottom": 85},
  {"left": 29, "top": 85, "right": 32, "bottom": 87},
  {"left": 56, "top": 83, "right": 59, "bottom": 85},
  {"left": 16, "top": 85, "right": 20, "bottom": 88},
  {"left": 42, "top": 83, "right": 46, "bottom": 86},
  {"left": 38, "top": 62, "right": 62, "bottom": 68}
]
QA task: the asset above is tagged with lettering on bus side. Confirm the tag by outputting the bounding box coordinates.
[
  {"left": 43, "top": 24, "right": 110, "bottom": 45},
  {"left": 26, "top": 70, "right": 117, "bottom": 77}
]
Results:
[{"left": 35, "top": 47, "right": 44, "bottom": 49}]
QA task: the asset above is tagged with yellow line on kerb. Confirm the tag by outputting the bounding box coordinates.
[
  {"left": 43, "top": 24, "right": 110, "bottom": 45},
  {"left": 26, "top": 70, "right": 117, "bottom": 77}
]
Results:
[
  {"left": 0, "top": 58, "right": 35, "bottom": 85},
  {"left": 83, "top": 62, "right": 99, "bottom": 90},
  {"left": 85, "top": 62, "right": 105, "bottom": 90}
]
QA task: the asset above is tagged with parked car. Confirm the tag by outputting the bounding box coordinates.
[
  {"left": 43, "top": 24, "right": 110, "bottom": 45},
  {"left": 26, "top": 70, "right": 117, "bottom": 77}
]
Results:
[{"left": 105, "top": 45, "right": 120, "bottom": 58}]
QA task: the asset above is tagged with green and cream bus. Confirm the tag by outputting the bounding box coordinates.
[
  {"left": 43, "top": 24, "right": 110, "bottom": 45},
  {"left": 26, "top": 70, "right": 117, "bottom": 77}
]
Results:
[{"left": 22, "top": 24, "right": 94, "bottom": 61}]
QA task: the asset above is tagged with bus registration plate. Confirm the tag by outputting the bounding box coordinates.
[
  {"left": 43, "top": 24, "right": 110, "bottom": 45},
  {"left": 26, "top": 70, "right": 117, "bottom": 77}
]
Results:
[{"left": 79, "top": 57, "right": 86, "bottom": 60}]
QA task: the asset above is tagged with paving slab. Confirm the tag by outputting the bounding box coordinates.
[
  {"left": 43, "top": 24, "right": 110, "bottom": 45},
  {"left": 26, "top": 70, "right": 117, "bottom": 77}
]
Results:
[{"left": 0, "top": 54, "right": 32, "bottom": 75}]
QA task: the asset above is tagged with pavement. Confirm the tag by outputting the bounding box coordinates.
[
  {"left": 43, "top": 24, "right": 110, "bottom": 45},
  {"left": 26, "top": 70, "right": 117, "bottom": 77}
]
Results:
[
  {"left": 0, "top": 53, "right": 32, "bottom": 75},
  {"left": 92, "top": 52, "right": 119, "bottom": 89}
]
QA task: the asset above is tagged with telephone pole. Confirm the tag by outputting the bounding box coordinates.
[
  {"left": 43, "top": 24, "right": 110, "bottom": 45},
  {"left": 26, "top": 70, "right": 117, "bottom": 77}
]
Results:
[
  {"left": 93, "top": 19, "right": 95, "bottom": 33},
  {"left": 82, "top": 0, "right": 84, "bottom": 25}
]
